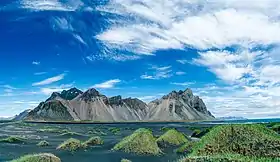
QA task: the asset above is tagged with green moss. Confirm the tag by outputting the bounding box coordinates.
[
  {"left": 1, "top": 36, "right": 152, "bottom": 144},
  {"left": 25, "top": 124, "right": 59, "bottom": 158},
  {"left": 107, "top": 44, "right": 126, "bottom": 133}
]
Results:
[
  {"left": 83, "top": 136, "right": 103, "bottom": 146},
  {"left": 191, "top": 128, "right": 211, "bottom": 138},
  {"left": 121, "top": 159, "right": 132, "bottom": 162},
  {"left": 179, "top": 154, "right": 280, "bottom": 162},
  {"left": 113, "top": 128, "right": 162, "bottom": 155},
  {"left": 88, "top": 128, "right": 107, "bottom": 136},
  {"left": 272, "top": 124, "right": 280, "bottom": 133},
  {"left": 109, "top": 127, "right": 121, "bottom": 134},
  {"left": 37, "top": 140, "right": 49, "bottom": 147},
  {"left": 37, "top": 128, "right": 68, "bottom": 134},
  {"left": 176, "top": 141, "right": 197, "bottom": 154},
  {"left": 160, "top": 127, "right": 172, "bottom": 132},
  {"left": 156, "top": 129, "right": 188, "bottom": 147},
  {"left": 0, "top": 136, "right": 25, "bottom": 143},
  {"left": 10, "top": 153, "right": 61, "bottom": 162},
  {"left": 57, "top": 138, "right": 86, "bottom": 152},
  {"left": 190, "top": 124, "right": 280, "bottom": 158},
  {"left": 59, "top": 131, "right": 83, "bottom": 137}
]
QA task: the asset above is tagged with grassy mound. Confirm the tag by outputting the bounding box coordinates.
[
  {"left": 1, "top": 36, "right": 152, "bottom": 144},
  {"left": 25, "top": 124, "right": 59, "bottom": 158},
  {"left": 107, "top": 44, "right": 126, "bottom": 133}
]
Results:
[
  {"left": 191, "top": 128, "right": 211, "bottom": 138},
  {"left": 121, "top": 159, "right": 132, "bottom": 162},
  {"left": 57, "top": 138, "right": 86, "bottom": 152},
  {"left": 59, "top": 131, "right": 83, "bottom": 137},
  {"left": 88, "top": 129, "right": 107, "bottom": 136},
  {"left": 11, "top": 153, "right": 61, "bottom": 162},
  {"left": 37, "top": 140, "right": 49, "bottom": 147},
  {"left": 113, "top": 128, "right": 162, "bottom": 155},
  {"left": 0, "top": 136, "right": 25, "bottom": 143},
  {"left": 190, "top": 124, "right": 280, "bottom": 158},
  {"left": 272, "top": 124, "right": 280, "bottom": 134},
  {"left": 176, "top": 141, "right": 197, "bottom": 154},
  {"left": 83, "top": 136, "right": 103, "bottom": 146},
  {"left": 156, "top": 129, "right": 188, "bottom": 146},
  {"left": 109, "top": 127, "right": 121, "bottom": 134}
]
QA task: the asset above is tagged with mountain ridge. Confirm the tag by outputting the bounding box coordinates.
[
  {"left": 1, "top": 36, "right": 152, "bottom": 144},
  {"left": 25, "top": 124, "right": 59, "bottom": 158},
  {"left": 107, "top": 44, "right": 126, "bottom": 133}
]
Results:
[{"left": 24, "top": 87, "right": 214, "bottom": 121}]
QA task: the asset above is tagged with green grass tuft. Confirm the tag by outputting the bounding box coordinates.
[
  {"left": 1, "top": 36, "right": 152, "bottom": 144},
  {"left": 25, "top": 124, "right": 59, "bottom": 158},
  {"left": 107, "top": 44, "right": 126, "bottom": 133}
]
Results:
[
  {"left": 121, "top": 159, "right": 132, "bottom": 162},
  {"left": 58, "top": 131, "right": 83, "bottom": 137},
  {"left": 191, "top": 128, "right": 211, "bottom": 138},
  {"left": 109, "top": 127, "right": 121, "bottom": 134},
  {"left": 113, "top": 128, "right": 162, "bottom": 155},
  {"left": 156, "top": 129, "right": 188, "bottom": 147},
  {"left": 37, "top": 140, "right": 49, "bottom": 147},
  {"left": 83, "top": 136, "right": 103, "bottom": 146},
  {"left": 176, "top": 141, "right": 197, "bottom": 154},
  {"left": 10, "top": 153, "right": 61, "bottom": 162},
  {"left": 56, "top": 138, "right": 86, "bottom": 152},
  {"left": 0, "top": 136, "right": 25, "bottom": 143}
]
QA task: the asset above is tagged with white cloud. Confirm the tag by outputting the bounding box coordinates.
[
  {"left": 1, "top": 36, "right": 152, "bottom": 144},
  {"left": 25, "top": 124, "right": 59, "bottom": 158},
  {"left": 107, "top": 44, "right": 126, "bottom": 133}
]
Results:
[
  {"left": 176, "top": 60, "right": 189, "bottom": 64},
  {"left": 20, "top": 0, "right": 84, "bottom": 11},
  {"left": 171, "top": 82, "right": 194, "bottom": 86},
  {"left": 92, "top": 79, "right": 121, "bottom": 89},
  {"left": 175, "top": 71, "right": 186, "bottom": 75},
  {"left": 141, "top": 65, "right": 172, "bottom": 80},
  {"left": 32, "top": 74, "right": 65, "bottom": 86},
  {"left": 32, "top": 61, "right": 40, "bottom": 65},
  {"left": 34, "top": 72, "right": 47, "bottom": 75},
  {"left": 2, "top": 85, "right": 17, "bottom": 90},
  {"left": 96, "top": 0, "right": 280, "bottom": 55},
  {"left": 40, "top": 83, "right": 73, "bottom": 95}
]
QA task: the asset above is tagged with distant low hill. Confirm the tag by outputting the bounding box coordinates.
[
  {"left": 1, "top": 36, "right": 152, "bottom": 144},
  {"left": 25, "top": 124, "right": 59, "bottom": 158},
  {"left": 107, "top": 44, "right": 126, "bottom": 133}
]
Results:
[
  {"left": 217, "top": 116, "right": 247, "bottom": 120},
  {"left": 20, "top": 87, "right": 214, "bottom": 122}
]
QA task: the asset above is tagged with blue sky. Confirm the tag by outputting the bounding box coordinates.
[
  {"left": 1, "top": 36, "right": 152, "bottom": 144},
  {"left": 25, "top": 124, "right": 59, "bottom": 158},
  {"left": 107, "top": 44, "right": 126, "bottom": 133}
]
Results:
[{"left": 1, "top": 0, "right": 280, "bottom": 119}]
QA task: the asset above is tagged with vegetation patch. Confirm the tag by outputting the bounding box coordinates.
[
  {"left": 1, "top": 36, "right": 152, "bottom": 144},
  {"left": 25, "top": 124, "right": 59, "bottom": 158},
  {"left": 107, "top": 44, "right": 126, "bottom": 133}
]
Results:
[
  {"left": 113, "top": 128, "right": 162, "bottom": 155},
  {"left": 190, "top": 124, "right": 280, "bottom": 158},
  {"left": 272, "top": 124, "right": 280, "bottom": 134},
  {"left": 160, "top": 127, "right": 172, "bottom": 132},
  {"left": 109, "top": 127, "right": 121, "bottom": 134},
  {"left": 57, "top": 138, "right": 86, "bottom": 152},
  {"left": 10, "top": 153, "right": 61, "bottom": 162},
  {"left": 88, "top": 128, "right": 107, "bottom": 136},
  {"left": 59, "top": 131, "right": 83, "bottom": 137},
  {"left": 121, "top": 159, "right": 132, "bottom": 162},
  {"left": 191, "top": 128, "right": 211, "bottom": 138},
  {"left": 176, "top": 141, "right": 197, "bottom": 154},
  {"left": 37, "top": 128, "right": 68, "bottom": 134},
  {"left": 179, "top": 154, "right": 280, "bottom": 162},
  {"left": 37, "top": 140, "right": 49, "bottom": 147},
  {"left": 156, "top": 129, "right": 188, "bottom": 147},
  {"left": 83, "top": 136, "right": 103, "bottom": 146},
  {"left": 0, "top": 136, "right": 25, "bottom": 143}
]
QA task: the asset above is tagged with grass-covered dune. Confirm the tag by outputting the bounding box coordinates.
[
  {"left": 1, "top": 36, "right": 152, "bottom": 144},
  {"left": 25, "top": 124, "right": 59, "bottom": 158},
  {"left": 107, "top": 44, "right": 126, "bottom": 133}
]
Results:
[
  {"left": 180, "top": 124, "right": 280, "bottom": 162},
  {"left": 156, "top": 129, "right": 188, "bottom": 147},
  {"left": 113, "top": 128, "right": 162, "bottom": 155},
  {"left": 10, "top": 153, "right": 61, "bottom": 162},
  {"left": 56, "top": 138, "right": 86, "bottom": 152},
  {"left": 0, "top": 136, "right": 25, "bottom": 143}
]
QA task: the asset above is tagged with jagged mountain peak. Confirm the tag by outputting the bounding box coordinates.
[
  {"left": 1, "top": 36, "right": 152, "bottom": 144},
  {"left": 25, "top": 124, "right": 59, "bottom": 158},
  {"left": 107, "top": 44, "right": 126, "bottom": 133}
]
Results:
[
  {"left": 78, "top": 88, "right": 105, "bottom": 101},
  {"left": 60, "top": 87, "right": 83, "bottom": 100}
]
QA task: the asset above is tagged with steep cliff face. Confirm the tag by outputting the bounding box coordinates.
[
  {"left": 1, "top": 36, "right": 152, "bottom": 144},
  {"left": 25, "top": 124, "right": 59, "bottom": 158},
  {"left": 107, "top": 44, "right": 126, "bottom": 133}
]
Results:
[
  {"left": 25, "top": 87, "right": 214, "bottom": 121},
  {"left": 146, "top": 89, "right": 214, "bottom": 121},
  {"left": 25, "top": 101, "right": 74, "bottom": 121}
]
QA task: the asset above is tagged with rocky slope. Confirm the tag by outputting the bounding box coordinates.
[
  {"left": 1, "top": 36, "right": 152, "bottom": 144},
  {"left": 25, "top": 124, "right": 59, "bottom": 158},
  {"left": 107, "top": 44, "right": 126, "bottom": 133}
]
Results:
[
  {"left": 146, "top": 89, "right": 214, "bottom": 121},
  {"left": 25, "top": 88, "right": 214, "bottom": 121}
]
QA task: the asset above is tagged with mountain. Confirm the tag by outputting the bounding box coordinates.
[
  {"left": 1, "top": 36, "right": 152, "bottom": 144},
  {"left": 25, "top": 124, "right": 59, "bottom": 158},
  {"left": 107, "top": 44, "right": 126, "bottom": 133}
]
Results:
[
  {"left": 25, "top": 88, "right": 214, "bottom": 121},
  {"left": 13, "top": 109, "right": 31, "bottom": 121},
  {"left": 146, "top": 89, "right": 214, "bottom": 121}
]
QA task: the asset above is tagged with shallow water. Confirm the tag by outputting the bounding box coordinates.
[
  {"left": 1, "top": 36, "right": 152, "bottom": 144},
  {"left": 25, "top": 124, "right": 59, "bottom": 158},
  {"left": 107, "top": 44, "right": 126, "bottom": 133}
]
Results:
[{"left": 0, "top": 119, "right": 279, "bottom": 162}]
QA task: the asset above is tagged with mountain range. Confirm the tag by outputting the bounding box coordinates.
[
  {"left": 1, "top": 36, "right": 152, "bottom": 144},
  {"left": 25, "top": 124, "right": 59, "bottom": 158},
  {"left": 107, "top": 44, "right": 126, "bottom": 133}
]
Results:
[{"left": 23, "top": 87, "right": 214, "bottom": 121}]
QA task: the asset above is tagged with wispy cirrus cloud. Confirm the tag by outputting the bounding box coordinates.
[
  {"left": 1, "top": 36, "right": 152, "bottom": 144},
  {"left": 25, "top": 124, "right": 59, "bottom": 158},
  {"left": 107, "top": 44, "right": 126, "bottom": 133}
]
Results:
[
  {"left": 32, "top": 73, "right": 65, "bottom": 86},
  {"left": 141, "top": 65, "right": 172, "bottom": 80},
  {"left": 92, "top": 79, "right": 121, "bottom": 89},
  {"left": 34, "top": 72, "right": 47, "bottom": 75},
  {"left": 32, "top": 61, "right": 40, "bottom": 65},
  {"left": 40, "top": 83, "right": 74, "bottom": 95}
]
